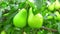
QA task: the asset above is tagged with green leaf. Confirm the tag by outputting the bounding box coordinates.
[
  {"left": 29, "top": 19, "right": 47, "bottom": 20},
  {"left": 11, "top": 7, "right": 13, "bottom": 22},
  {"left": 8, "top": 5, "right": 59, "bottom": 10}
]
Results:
[
  {"left": 20, "top": 0, "right": 26, "bottom": 2},
  {"left": 47, "top": 32, "right": 52, "bottom": 34},
  {"left": 49, "top": 0, "right": 56, "bottom": 3},
  {"left": 34, "top": 0, "right": 43, "bottom": 9},
  {"left": 58, "top": 23, "right": 60, "bottom": 34},
  {"left": 0, "top": 11, "right": 2, "bottom": 19},
  {"left": 34, "top": 0, "right": 47, "bottom": 9},
  {"left": 37, "top": 30, "right": 44, "bottom": 34},
  {"left": 19, "top": 2, "right": 26, "bottom": 9},
  {"left": 0, "top": 1, "right": 8, "bottom": 8}
]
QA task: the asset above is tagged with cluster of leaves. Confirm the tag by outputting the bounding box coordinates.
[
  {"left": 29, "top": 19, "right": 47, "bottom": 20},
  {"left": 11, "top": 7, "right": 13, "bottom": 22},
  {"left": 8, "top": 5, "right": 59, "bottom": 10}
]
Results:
[{"left": 0, "top": 0, "right": 60, "bottom": 34}]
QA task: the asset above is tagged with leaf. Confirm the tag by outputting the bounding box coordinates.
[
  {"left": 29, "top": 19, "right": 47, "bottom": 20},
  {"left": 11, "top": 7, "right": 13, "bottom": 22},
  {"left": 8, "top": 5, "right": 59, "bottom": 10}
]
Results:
[
  {"left": 47, "top": 32, "right": 52, "bottom": 34},
  {"left": 20, "top": 0, "right": 26, "bottom": 2},
  {"left": 0, "top": 9, "right": 3, "bottom": 23},
  {"left": 34, "top": 0, "right": 47, "bottom": 9},
  {"left": 37, "top": 30, "right": 44, "bottom": 34},
  {"left": 28, "top": 0, "right": 45, "bottom": 9},
  {"left": 58, "top": 23, "right": 60, "bottom": 34},
  {"left": 49, "top": 0, "right": 56, "bottom": 3},
  {"left": 0, "top": 1, "right": 8, "bottom": 8},
  {"left": 19, "top": 2, "right": 26, "bottom": 9},
  {"left": 34, "top": 0, "right": 43, "bottom": 9},
  {"left": 28, "top": 0, "right": 47, "bottom": 14},
  {"left": 0, "top": 11, "right": 2, "bottom": 19}
]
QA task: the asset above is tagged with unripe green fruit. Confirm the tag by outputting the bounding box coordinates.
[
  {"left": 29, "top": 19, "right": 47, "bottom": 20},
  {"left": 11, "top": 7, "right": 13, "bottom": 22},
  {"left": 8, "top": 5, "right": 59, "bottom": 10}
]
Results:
[
  {"left": 47, "top": 15, "right": 53, "bottom": 19},
  {"left": 1, "top": 31, "right": 6, "bottom": 34},
  {"left": 55, "top": 0, "right": 60, "bottom": 10},
  {"left": 54, "top": 11, "right": 60, "bottom": 20},
  {"left": 13, "top": 9, "right": 27, "bottom": 28},
  {"left": 48, "top": 3, "right": 55, "bottom": 11},
  {"left": 56, "top": 15, "right": 60, "bottom": 20},
  {"left": 54, "top": 11, "right": 59, "bottom": 15},
  {"left": 28, "top": 8, "right": 43, "bottom": 28}
]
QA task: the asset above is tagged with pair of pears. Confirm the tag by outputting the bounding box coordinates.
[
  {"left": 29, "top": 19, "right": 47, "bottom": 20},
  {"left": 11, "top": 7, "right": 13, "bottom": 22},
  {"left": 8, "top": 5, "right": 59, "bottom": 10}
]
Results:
[
  {"left": 13, "top": 8, "right": 43, "bottom": 28},
  {"left": 48, "top": 0, "right": 60, "bottom": 11}
]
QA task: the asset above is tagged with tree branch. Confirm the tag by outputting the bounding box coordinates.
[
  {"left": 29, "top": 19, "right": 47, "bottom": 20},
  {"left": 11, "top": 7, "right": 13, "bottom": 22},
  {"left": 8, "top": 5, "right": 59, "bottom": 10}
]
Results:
[{"left": 41, "top": 26, "right": 58, "bottom": 32}]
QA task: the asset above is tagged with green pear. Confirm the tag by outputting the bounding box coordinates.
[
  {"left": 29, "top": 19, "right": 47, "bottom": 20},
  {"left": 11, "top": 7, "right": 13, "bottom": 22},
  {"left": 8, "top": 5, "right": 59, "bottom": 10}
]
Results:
[
  {"left": 28, "top": 8, "right": 43, "bottom": 28},
  {"left": 1, "top": 31, "right": 6, "bottom": 34},
  {"left": 48, "top": 3, "right": 55, "bottom": 11},
  {"left": 55, "top": 0, "right": 60, "bottom": 10},
  {"left": 54, "top": 11, "right": 60, "bottom": 16},
  {"left": 47, "top": 15, "right": 53, "bottom": 19},
  {"left": 56, "top": 15, "right": 60, "bottom": 20},
  {"left": 13, "top": 9, "right": 27, "bottom": 28},
  {"left": 54, "top": 11, "right": 60, "bottom": 20}
]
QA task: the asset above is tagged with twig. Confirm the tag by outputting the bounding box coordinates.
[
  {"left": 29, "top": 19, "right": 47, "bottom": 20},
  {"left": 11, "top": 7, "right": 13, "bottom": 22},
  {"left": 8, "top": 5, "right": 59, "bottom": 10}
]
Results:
[{"left": 41, "top": 26, "right": 58, "bottom": 32}]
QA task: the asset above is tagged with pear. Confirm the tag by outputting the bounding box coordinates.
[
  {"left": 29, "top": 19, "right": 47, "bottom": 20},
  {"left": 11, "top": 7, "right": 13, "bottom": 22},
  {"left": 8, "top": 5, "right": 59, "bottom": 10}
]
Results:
[
  {"left": 13, "top": 9, "right": 27, "bottom": 28},
  {"left": 55, "top": 0, "right": 60, "bottom": 10},
  {"left": 56, "top": 15, "right": 60, "bottom": 21},
  {"left": 28, "top": 8, "right": 43, "bottom": 28},
  {"left": 48, "top": 3, "right": 55, "bottom": 11},
  {"left": 54, "top": 11, "right": 60, "bottom": 20},
  {"left": 47, "top": 15, "right": 53, "bottom": 19},
  {"left": 1, "top": 31, "right": 6, "bottom": 34},
  {"left": 54, "top": 11, "right": 60, "bottom": 15}
]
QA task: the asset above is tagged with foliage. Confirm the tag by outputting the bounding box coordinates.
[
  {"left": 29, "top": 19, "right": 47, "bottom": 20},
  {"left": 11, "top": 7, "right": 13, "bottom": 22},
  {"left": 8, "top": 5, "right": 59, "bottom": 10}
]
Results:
[{"left": 0, "top": 0, "right": 60, "bottom": 34}]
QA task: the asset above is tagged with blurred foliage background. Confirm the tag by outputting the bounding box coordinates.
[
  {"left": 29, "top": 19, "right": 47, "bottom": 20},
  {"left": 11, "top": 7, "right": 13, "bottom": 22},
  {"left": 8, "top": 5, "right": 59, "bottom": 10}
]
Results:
[{"left": 0, "top": 0, "right": 60, "bottom": 34}]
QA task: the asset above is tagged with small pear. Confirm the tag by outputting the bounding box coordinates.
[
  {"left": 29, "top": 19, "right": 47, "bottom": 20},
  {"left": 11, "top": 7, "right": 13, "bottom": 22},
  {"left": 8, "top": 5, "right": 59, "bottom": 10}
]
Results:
[
  {"left": 1, "top": 31, "right": 6, "bottom": 34},
  {"left": 55, "top": 0, "right": 60, "bottom": 10},
  {"left": 48, "top": 3, "right": 55, "bottom": 11},
  {"left": 54, "top": 11, "right": 60, "bottom": 20},
  {"left": 13, "top": 9, "right": 27, "bottom": 28},
  {"left": 28, "top": 8, "right": 43, "bottom": 28},
  {"left": 54, "top": 11, "right": 60, "bottom": 16},
  {"left": 56, "top": 15, "right": 60, "bottom": 21},
  {"left": 47, "top": 15, "right": 53, "bottom": 19}
]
